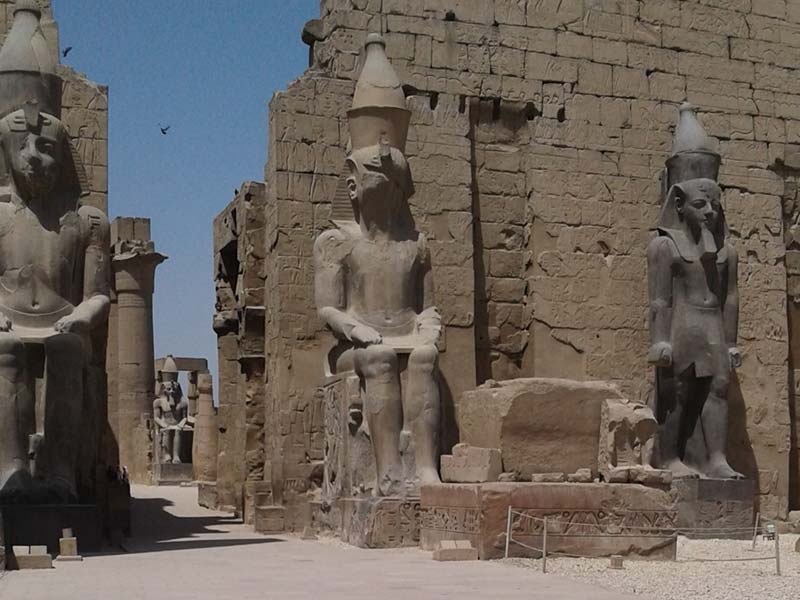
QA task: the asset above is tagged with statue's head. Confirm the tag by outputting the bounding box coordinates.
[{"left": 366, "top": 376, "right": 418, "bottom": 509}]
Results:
[
  {"left": 0, "top": 106, "right": 67, "bottom": 201},
  {"left": 671, "top": 178, "right": 723, "bottom": 234},
  {"left": 346, "top": 143, "right": 414, "bottom": 225},
  {"left": 160, "top": 381, "right": 183, "bottom": 408}
]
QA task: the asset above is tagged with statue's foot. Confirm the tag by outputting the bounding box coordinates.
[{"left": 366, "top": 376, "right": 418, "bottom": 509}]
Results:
[
  {"left": 664, "top": 459, "right": 701, "bottom": 479},
  {"left": 417, "top": 467, "right": 440, "bottom": 487},
  {"left": 171, "top": 458, "right": 182, "bottom": 465},
  {"left": 0, "top": 468, "right": 34, "bottom": 504},
  {"left": 705, "top": 459, "right": 745, "bottom": 480},
  {"left": 163, "top": 454, "right": 172, "bottom": 463}
]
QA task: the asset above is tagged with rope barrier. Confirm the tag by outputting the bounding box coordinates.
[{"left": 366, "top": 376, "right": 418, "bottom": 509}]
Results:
[{"left": 503, "top": 506, "right": 783, "bottom": 576}]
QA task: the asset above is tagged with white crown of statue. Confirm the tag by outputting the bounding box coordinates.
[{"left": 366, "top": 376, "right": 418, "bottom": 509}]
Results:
[
  {"left": 665, "top": 103, "right": 721, "bottom": 190},
  {"left": 0, "top": 0, "right": 61, "bottom": 120},
  {"left": 347, "top": 33, "right": 411, "bottom": 154}
]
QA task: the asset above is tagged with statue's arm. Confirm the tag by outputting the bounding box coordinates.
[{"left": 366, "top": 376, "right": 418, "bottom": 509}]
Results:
[
  {"left": 647, "top": 236, "right": 673, "bottom": 366},
  {"left": 724, "top": 246, "right": 741, "bottom": 368},
  {"left": 314, "top": 230, "right": 359, "bottom": 340},
  {"left": 153, "top": 402, "right": 167, "bottom": 429},
  {"left": 73, "top": 206, "right": 111, "bottom": 328},
  {"left": 417, "top": 236, "right": 441, "bottom": 344}
]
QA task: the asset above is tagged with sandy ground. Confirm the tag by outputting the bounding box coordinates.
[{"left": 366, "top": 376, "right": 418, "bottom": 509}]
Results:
[{"left": 0, "top": 485, "right": 641, "bottom": 600}]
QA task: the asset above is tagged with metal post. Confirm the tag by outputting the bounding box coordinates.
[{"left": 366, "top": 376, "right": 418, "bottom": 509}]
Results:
[
  {"left": 751, "top": 512, "right": 760, "bottom": 550},
  {"left": 775, "top": 528, "right": 781, "bottom": 576},
  {"left": 504, "top": 506, "right": 512, "bottom": 559},
  {"left": 542, "top": 516, "right": 548, "bottom": 574}
]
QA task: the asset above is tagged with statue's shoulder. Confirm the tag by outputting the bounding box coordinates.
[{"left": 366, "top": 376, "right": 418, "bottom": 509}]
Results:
[
  {"left": 77, "top": 205, "right": 110, "bottom": 243},
  {"left": 314, "top": 226, "right": 353, "bottom": 262},
  {"left": 647, "top": 232, "right": 678, "bottom": 261}
]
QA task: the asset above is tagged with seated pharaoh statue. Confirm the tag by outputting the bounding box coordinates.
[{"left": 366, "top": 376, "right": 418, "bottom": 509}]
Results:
[
  {"left": 0, "top": 1, "right": 110, "bottom": 503},
  {"left": 153, "top": 355, "right": 193, "bottom": 465},
  {"left": 314, "top": 34, "right": 442, "bottom": 496},
  {"left": 647, "top": 104, "right": 744, "bottom": 481}
]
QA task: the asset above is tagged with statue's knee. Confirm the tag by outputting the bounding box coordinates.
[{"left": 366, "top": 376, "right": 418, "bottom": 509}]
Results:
[
  {"left": 363, "top": 344, "right": 397, "bottom": 377},
  {"left": 0, "top": 332, "right": 24, "bottom": 371},
  {"left": 710, "top": 375, "right": 730, "bottom": 399},
  {"left": 409, "top": 345, "right": 438, "bottom": 374}
]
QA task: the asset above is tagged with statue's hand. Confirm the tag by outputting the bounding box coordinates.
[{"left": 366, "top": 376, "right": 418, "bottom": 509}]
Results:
[
  {"left": 54, "top": 314, "right": 91, "bottom": 334},
  {"left": 647, "top": 342, "right": 672, "bottom": 367},
  {"left": 349, "top": 324, "right": 382, "bottom": 346},
  {"left": 728, "top": 347, "right": 742, "bottom": 369},
  {"left": 0, "top": 312, "right": 12, "bottom": 332}
]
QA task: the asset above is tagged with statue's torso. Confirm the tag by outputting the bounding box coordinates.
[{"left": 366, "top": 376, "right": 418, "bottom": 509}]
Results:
[
  {"left": 0, "top": 203, "right": 83, "bottom": 323},
  {"left": 346, "top": 236, "right": 423, "bottom": 335}
]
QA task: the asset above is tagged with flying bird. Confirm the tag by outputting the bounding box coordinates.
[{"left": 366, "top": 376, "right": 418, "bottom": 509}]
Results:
[
  {"left": 159, "top": 125, "right": 171, "bottom": 136},
  {"left": 62, "top": 46, "right": 73, "bottom": 58}
]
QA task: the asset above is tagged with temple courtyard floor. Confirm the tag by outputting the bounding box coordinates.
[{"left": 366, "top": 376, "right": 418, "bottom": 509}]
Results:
[{"left": 0, "top": 485, "right": 795, "bottom": 600}]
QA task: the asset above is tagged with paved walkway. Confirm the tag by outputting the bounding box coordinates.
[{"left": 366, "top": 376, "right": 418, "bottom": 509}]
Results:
[{"left": 0, "top": 485, "right": 643, "bottom": 600}]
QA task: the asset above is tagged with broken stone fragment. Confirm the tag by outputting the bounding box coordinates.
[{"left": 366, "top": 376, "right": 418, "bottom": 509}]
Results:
[{"left": 441, "top": 444, "right": 502, "bottom": 483}]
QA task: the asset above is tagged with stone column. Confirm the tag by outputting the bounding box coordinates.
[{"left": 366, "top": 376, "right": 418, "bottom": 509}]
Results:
[
  {"left": 111, "top": 218, "right": 166, "bottom": 484},
  {"left": 193, "top": 373, "right": 218, "bottom": 507}
]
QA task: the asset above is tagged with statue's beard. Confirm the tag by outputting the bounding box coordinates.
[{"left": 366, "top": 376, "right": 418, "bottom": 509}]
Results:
[{"left": 699, "top": 224, "right": 719, "bottom": 261}]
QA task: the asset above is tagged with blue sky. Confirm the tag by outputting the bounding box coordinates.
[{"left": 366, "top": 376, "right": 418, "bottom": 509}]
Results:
[{"left": 52, "top": 1, "right": 318, "bottom": 389}]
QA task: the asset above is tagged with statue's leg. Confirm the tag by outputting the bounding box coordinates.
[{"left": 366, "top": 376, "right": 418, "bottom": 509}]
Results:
[
  {"left": 0, "top": 332, "right": 34, "bottom": 498},
  {"left": 702, "top": 374, "right": 745, "bottom": 479},
  {"left": 42, "top": 333, "right": 85, "bottom": 501},
  {"left": 172, "top": 429, "right": 182, "bottom": 464},
  {"left": 355, "top": 345, "right": 402, "bottom": 496},
  {"left": 404, "top": 345, "right": 440, "bottom": 486},
  {"left": 161, "top": 430, "right": 172, "bottom": 463},
  {"left": 659, "top": 369, "right": 700, "bottom": 478}
]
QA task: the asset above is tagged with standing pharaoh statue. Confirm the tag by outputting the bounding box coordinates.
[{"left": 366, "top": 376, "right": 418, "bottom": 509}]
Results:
[
  {"left": 647, "top": 104, "right": 744, "bottom": 480},
  {"left": 153, "top": 355, "right": 192, "bottom": 465},
  {"left": 314, "top": 34, "right": 442, "bottom": 496},
  {"left": 0, "top": 1, "right": 110, "bottom": 503}
]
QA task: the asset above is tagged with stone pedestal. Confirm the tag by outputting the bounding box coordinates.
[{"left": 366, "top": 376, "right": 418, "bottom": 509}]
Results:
[
  {"left": 1, "top": 505, "right": 102, "bottom": 555},
  {"left": 112, "top": 229, "right": 166, "bottom": 484},
  {"left": 339, "top": 497, "right": 421, "bottom": 548},
  {"left": 154, "top": 463, "right": 194, "bottom": 486},
  {"left": 673, "top": 478, "right": 755, "bottom": 538},
  {"left": 421, "top": 483, "right": 677, "bottom": 560}
]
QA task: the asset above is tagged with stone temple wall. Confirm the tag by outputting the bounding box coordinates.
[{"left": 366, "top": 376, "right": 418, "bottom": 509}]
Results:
[{"left": 230, "top": 0, "right": 800, "bottom": 522}]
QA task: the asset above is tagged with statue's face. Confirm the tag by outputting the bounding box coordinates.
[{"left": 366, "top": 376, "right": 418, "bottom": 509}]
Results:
[
  {"left": 677, "top": 180, "right": 721, "bottom": 233},
  {"left": 161, "top": 381, "right": 181, "bottom": 405},
  {"left": 346, "top": 146, "right": 411, "bottom": 227},
  {"left": 5, "top": 119, "right": 64, "bottom": 200}
]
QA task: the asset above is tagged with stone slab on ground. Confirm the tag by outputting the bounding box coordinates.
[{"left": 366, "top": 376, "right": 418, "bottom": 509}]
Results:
[
  {"left": 14, "top": 553, "right": 53, "bottom": 570},
  {"left": 673, "top": 479, "right": 755, "bottom": 538},
  {"left": 433, "top": 540, "right": 479, "bottom": 561},
  {"left": 421, "top": 482, "right": 677, "bottom": 560},
  {"left": 339, "top": 496, "right": 421, "bottom": 548},
  {"left": 458, "top": 379, "right": 624, "bottom": 479},
  {"left": 1, "top": 505, "right": 102, "bottom": 555}
]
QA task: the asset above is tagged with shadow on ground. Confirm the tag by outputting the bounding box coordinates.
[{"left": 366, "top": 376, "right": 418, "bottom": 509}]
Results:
[{"left": 96, "top": 494, "right": 284, "bottom": 556}]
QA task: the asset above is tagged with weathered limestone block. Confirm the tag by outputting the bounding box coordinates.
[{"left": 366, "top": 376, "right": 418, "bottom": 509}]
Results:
[
  {"left": 441, "top": 444, "right": 502, "bottom": 483},
  {"left": 598, "top": 399, "right": 671, "bottom": 487},
  {"left": 457, "top": 378, "right": 624, "bottom": 479},
  {"left": 339, "top": 497, "right": 421, "bottom": 549},
  {"left": 673, "top": 479, "right": 755, "bottom": 538},
  {"left": 421, "top": 483, "right": 677, "bottom": 560}
]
